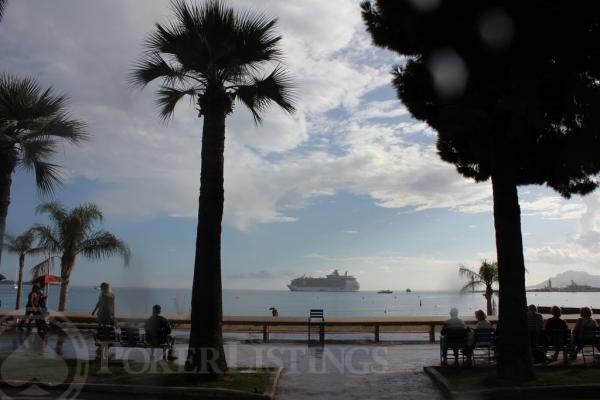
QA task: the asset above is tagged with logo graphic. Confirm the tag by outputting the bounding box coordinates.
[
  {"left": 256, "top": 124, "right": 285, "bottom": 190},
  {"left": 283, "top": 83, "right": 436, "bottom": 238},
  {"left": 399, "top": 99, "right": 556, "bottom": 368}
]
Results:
[{"left": 0, "top": 309, "right": 89, "bottom": 399}]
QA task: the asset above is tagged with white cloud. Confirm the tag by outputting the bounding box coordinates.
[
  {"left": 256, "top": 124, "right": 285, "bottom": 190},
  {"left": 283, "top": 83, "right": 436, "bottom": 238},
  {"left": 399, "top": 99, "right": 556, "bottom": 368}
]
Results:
[
  {"left": 521, "top": 196, "right": 586, "bottom": 220},
  {"left": 351, "top": 100, "right": 409, "bottom": 121},
  {"left": 3, "top": 0, "right": 579, "bottom": 236},
  {"left": 523, "top": 193, "right": 600, "bottom": 283}
]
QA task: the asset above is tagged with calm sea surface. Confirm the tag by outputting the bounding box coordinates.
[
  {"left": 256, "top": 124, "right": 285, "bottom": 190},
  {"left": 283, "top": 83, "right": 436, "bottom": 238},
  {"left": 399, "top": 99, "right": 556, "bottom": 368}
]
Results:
[{"left": 1, "top": 285, "right": 600, "bottom": 317}]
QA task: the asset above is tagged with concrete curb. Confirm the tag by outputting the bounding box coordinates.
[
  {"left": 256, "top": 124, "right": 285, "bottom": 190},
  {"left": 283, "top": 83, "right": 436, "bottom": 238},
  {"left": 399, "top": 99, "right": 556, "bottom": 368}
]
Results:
[
  {"left": 423, "top": 366, "right": 600, "bottom": 400},
  {"left": 423, "top": 367, "right": 453, "bottom": 399},
  {"left": 266, "top": 367, "right": 283, "bottom": 399}
]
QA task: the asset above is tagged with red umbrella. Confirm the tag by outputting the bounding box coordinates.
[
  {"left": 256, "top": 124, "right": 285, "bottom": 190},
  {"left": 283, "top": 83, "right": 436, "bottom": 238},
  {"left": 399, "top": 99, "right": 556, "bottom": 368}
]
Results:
[{"left": 31, "top": 275, "right": 61, "bottom": 285}]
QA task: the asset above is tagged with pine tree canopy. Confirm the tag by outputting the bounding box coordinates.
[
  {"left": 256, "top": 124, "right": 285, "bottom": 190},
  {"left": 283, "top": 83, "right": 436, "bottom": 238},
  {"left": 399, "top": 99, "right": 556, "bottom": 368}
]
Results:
[{"left": 362, "top": 0, "right": 600, "bottom": 197}]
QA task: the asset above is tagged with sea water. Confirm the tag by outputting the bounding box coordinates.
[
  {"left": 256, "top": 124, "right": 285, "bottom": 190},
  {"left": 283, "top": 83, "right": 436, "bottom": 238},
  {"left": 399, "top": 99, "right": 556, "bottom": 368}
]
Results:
[{"left": 2, "top": 285, "right": 599, "bottom": 317}]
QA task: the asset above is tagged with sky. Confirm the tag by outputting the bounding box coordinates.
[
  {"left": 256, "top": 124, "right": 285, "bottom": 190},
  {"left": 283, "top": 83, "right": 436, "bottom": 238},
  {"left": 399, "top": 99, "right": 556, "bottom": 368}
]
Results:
[{"left": 2, "top": 0, "right": 600, "bottom": 291}]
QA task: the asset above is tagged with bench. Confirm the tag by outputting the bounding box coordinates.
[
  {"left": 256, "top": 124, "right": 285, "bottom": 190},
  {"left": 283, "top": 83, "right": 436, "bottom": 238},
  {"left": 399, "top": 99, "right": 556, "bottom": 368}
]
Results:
[
  {"left": 440, "top": 327, "right": 469, "bottom": 366},
  {"left": 544, "top": 328, "right": 571, "bottom": 363},
  {"left": 95, "top": 326, "right": 172, "bottom": 362},
  {"left": 471, "top": 328, "right": 495, "bottom": 365},
  {"left": 576, "top": 327, "right": 600, "bottom": 364}
]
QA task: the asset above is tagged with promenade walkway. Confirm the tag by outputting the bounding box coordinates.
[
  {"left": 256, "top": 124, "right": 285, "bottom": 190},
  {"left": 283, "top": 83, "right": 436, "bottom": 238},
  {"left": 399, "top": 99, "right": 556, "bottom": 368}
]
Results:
[
  {"left": 232, "top": 343, "right": 444, "bottom": 400},
  {"left": 0, "top": 329, "right": 443, "bottom": 400}
]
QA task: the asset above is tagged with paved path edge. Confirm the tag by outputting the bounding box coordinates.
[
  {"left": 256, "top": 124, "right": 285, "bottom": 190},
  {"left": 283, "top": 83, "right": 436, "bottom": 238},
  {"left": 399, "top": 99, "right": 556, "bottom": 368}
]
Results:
[
  {"left": 0, "top": 374, "right": 277, "bottom": 400},
  {"left": 423, "top": 366, "right": 600, "bottom": 400}
]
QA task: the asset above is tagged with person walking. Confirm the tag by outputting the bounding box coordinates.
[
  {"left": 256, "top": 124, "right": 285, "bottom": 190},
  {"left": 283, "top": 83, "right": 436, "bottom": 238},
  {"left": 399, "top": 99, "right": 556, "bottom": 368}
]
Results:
[
  {"left": 91, "top": 282, "right": 115, "bottom": 327},
  {"left": 19, "top": 284, "right": 41, "bottom": 331}
]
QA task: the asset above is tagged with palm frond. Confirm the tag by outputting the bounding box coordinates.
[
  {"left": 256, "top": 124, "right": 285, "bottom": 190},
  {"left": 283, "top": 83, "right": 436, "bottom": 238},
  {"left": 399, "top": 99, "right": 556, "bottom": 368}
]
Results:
[
  {"left": 77, "top": 231, "right": 131, "bottom": 266},
  {"left": 36, "top": 114, "right": 87, "bottom": 144},
  {"left": 0, "top": 74, "right": 85, "bottom": 193},
  {"left": 31, "top": 224, "right": 61, "bottom": 254},
  {"left": 460, "top": 279, "right": 483, "bottom": 293},
  {"left": 18, "top": 139, "right": 62, "bottom": 194},
  {"left": 156, "top": 86, "right": 198, "bottom": 120},
  {"left": 458, "top": 265, "right": 479, "bottom": 279},
  {"left": 2, "top": 233, "right": 19, "bottom": 253},
  {"left": 29, "top": 257, "right": 57, "bottom": 279},
  {"left": 71, "top": 203, "right": 103, "bottom": 226},
  {"left": 36, "top": 202, "right": 67, "bottom": 225},
  {"left": 479, "top": 260, "right": 499, "bottom": 285},
  {"left": 224, "top": 9, "right": 283, "bottom": 72},
  {"left": 130, "top": 53, "right": 193, "bottom": 89},
  {"left": 458, "top": 264, "right": 483, "bottom": 293},
  {"left": 31, "top": 160, "right": 62, "bottom": 194},
  {"left": 18, "top": 137, "right": 55, "bottom": 162},
  {"left": 132, "top": 0, "right": 292, "bottom": 123},
  {"left": 0, "top": 75, "right": 63, "bottom": 122},
  {"left": 234, "top": 65, "right": 295, "bottom": 123}
]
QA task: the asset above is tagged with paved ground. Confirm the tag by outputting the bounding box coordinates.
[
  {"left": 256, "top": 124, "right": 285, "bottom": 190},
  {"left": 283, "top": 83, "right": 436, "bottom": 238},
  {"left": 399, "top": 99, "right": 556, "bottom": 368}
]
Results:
[
  {"left": 231, "top": 342, "right": 444, "bottom": 400},
  {"left": 0, "top": 330, "right": 445, "bottom": 399}
]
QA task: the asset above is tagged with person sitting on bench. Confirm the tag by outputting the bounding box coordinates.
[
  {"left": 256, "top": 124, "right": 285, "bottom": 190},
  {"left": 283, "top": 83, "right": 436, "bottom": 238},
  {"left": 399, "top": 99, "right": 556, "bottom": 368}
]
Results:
[{"left": 145, "top": 304, "right": 177, "bottom": 360}]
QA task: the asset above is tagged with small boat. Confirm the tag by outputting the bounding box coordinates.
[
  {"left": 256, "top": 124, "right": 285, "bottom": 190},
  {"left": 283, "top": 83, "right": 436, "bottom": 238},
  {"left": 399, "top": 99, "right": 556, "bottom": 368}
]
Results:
[
  {"left": 377, "top": 290, "right": 393, "bottom": 294},
  {"left": 12, "top": 284, "right": 17, "bottom": 290},
  {"left": 406, "top": 288, "right": 412, "bottom": 292}
]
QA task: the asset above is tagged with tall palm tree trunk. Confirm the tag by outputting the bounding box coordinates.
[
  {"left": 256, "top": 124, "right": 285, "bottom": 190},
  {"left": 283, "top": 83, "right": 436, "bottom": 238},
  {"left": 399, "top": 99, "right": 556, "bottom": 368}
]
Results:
[
  {"left": 0, "top": 147, "right": 17, "bottom": 267},
  {"left": 187, "top": 90, "right": 229, "bottom": 374},
  {"left": 484, "top": 286, "right": 493, "bottom": 316},
  {"left": 15, "top": 253, "right": 24, "bottom": 309},
  {"left": 58, "top": 257, "right": 74, "bottom": 311},
  {"left": 492, "top": 171, "right": 535, "bottom": 382}
]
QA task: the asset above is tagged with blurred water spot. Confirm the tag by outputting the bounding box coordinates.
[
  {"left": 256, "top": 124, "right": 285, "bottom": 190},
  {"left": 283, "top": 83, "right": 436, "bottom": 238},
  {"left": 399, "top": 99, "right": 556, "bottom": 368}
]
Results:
[
  {"left": 479, "top": 8, "right": 514, "bottom": 51},
  {"left": 428, "top": 48, "right": 468, "bottom": 98},
  {"left": 409, "top": 0, "right": 440, "bottom": 12}
]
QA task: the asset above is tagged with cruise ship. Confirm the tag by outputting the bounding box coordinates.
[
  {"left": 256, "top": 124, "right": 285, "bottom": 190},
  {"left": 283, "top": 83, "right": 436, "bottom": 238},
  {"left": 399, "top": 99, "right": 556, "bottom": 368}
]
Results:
[{"left": 287, "top": 269, "right": 360, "bottom": 292}]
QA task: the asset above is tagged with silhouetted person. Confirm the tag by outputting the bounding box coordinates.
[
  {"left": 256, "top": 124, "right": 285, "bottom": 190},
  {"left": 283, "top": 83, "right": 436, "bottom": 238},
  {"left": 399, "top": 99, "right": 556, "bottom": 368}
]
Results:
[
  {"left": 19, "top": 284, "right": 40, "bottom": 331},
  {"left": 544, "top": 305, "right": 568, "bottom": 362},
  {"left": 145, "top": 304, "right": 177, "bottom": 360},
  {"left": 570, "top": 306, "right": 599, "bottom": 359},
  {"left": 269, "top": 307, "right": 279, "bottom": 317},
  {"left": 92, "top": 282, "right": 115, "bottom": 327},
  {"left": 440, "top": 307, "right": 467, "bottom": 365},
  {"left": 527, "top": 304, "right": 547, "bottom": 362}
]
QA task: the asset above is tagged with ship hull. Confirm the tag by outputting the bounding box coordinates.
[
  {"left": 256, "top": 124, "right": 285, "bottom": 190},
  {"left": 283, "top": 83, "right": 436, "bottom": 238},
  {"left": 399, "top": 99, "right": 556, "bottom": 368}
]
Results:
[{"left": 287, "top": 285, "right": 359, "bottom": 292}]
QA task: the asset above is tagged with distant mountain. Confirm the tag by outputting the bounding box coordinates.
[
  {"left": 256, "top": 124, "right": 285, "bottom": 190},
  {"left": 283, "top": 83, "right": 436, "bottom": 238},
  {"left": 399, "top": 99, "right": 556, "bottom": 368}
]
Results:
[{"left": 530, "top": 270, "right": 600, "bottom": 289}]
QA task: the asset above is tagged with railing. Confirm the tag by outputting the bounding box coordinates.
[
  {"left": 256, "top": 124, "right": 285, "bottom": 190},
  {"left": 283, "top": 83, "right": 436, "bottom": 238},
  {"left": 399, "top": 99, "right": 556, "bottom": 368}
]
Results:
[
  {"left": 0, "top": 311, "right": 483, "bottom": 343},
  {"left": 3, "top": 310, "right": 591, "bottom": 343}
]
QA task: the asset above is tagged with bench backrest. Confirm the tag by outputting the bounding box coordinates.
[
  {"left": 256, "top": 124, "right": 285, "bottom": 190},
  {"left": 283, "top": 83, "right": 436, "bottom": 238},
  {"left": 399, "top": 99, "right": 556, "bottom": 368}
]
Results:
[
  {"left": 581, "top": 327, "right": 600, "bottom": 344},
  {"left": 545, "top": 328, "right": 570, "bottom": 346},
  {"left": 443, "top": 327, "right": 468, "bottom": 347},
  {"left": 120, "top": 327, "right": 141, "bottom": 345},
  {"left": 309, "top": 309, "right": 324, "bottom": 320},
  {"left": 473, "top": 328, "right": 495, "bottom": 345}
]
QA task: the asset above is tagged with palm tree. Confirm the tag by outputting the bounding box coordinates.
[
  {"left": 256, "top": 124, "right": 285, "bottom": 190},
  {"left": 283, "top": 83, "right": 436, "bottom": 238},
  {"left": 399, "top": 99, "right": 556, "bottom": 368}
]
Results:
[
  {"left": 459, "top": 260, "right": 498, "bottom": 316},
  {"left": 2, "top": 229, "right": 44, "bottom": 309},
  {"left": 0, "top": 74, "right": 86, "bottom": 267},
  {"left": 131, "top": 0, "right": 294, "bottom": 374},
  {"left": 33, "top": 202, "right": 130, "bottom": 311}
]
